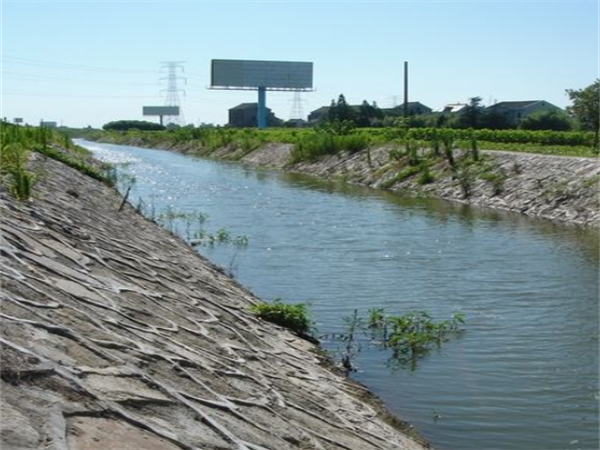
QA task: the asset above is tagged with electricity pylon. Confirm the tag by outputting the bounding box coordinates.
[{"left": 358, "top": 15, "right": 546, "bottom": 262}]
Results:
[{"left": 159, "top": 61, "right": 186, "bottom": 126}]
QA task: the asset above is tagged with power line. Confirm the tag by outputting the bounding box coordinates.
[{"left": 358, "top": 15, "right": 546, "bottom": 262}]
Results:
[
  {"left": 2, "top": 55, "right": 155, "bottom": 73},
  {"left": 2, "top": 90, "right": 157, "bottom": 99},
  {"left": 1, "top": 71, "right": 158, "bottom": 87}
]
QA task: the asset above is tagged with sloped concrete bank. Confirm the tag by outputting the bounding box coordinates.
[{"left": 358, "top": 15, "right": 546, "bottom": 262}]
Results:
[
  {"left": 100, "top": 135, "right": 598, "bottom": 227},
  {"left": 212, "top": 144, "right": 599, "bottom": 227},
  {"left": 1, "top": 152, "right": 430, "bottom": 449}
]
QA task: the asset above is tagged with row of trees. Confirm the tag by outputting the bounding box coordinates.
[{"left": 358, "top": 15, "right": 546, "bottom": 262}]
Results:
[
  {"left": 103, "top": 120, "right": 165, "bottom": 131},
  {"left": 322, "top": 80, "right": 598, "bottom": 136}
]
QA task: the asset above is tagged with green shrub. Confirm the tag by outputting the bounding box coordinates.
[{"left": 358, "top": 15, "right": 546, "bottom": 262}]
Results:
[
  {"left": 289, "top": 132, "right": 338, "bottom": 162},
  {"left": 0, "top": 142, "right": 36, "bottom": 201},
  {"left": 339, "top": 133, "right": 370, "bottom": 153},
  {"left": 369, "top": 310, "right": 465, "bottom": 363},
  {"left": 249, "top": 300, "right": 313, "bottom": 336},
  {"left": 480, "top": 171, "right": 507, "bottom": 195},
  {"left": 333, "top": 308, "right": 465, "bottom": 371},
  {"left": 417, "top": 167, "right": 435, "bottom": 185},
  {"left": 0, "top": 124, "right": 37, "bottom": 201},
  {"left": 8, "top": 163, "right": 36, "bottom": 200}
]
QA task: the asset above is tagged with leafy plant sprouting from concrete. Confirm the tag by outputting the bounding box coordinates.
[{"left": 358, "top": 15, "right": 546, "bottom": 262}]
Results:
[
  {"left": 0, "top": 140, "right": 36, "bottom": 201},
  {"left": 457, "top": 165, "right": 475, "bottom": 198},
  {"left": 249, "top": 299, "right": 314, "bottom": 339},
  {"left": 443, "top": 136, "right": 457, "bottom": 170},
  {"left": 0, "top": 123, "right": 45, "bottom": 201},
  {"left": 480, "top": 170, "right": 508, "bottom": 196}
]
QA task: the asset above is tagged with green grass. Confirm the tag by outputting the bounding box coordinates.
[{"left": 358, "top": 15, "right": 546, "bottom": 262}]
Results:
[
  {"left": 0, "top": 121, "right": 118, "bottom": 201},
  {"left": 380, "top": 165, "right": 423, "bottom": 189},
  {"left": 91, "top": 125, "right": 598, "bottom": 161},
  {"left": 289, "top": 131, "right": 370, "bottom": 163},
  {"left": 34, "top": 144, "right": 115, "bottom": 186},
  {"left": 470, "top": 141, "right": 596, "bottom": 157},
  {"left": 1, "top": 123, "right": 38, "bottom": 200}
]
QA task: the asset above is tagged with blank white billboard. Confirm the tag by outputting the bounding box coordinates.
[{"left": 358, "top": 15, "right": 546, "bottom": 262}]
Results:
[
  {"left": 211, "top": 59, "right": 313, "bottom": 90},
  {"left": 143, "top": 106, "right": 180, "bottom": 116}
]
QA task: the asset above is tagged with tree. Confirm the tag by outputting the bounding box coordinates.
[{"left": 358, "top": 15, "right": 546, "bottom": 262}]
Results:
[
  {"left": 457, "top": 96, "right": 484, "bottom": 129},
  {"left": 566, "top": 80, "right": 599, "bottom": 148},
  {"left": 480, "top": 109, "right": 513, "bottom": 129},
  {"left": 328, "top": 94, "right": 356, "bottom": 123},
  {"left": 356, "top": 100, "right": 383, "bottom": 127},
  {"left": 520, "top": 110, "right": 573, "bottom": 131}
]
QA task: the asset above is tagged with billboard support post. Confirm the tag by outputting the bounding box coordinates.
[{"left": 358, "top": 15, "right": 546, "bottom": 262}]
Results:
[
  {"left": 143, "top": 106, "right": 180, "bottom": 126},
  {"left": 257, "top": 87, "right": 266, "bottom": 129},
  {"left": 209, "top": 59, "right": 313, "bottom": 128}
]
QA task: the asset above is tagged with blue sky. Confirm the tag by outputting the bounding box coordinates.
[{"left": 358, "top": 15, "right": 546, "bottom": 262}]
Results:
[{"left": 1, "top": 0, "right": 598, "bottom": 127}]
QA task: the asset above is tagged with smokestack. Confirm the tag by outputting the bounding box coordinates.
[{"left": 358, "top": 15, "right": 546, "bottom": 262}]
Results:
[{"left": 403, "top": 61, "right": 408, "bottom": 119}]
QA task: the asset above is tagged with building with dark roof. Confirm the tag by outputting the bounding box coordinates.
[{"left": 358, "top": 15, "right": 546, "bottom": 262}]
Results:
[
  {"left": 228, "top": 103, "right": 282, "bottom": 128},
  {"left": 437, "top": 103, "right": 468, "bottom": 114},
  {"left": 382, "top": 102, "right": 433, "bottom": 116},
  {"left": 486, "top": 100, "right": 562, "bottom": 123}
]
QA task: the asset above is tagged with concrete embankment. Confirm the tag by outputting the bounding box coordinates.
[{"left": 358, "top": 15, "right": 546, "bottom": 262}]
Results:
[
  {"left": 97, "top": 135, "right": 600, "bottom": 227},
  {"left": 242, "top": 144, "right": 600, "bottom": 227},
  {"left": 0, "top": 151, "right": 429, "bottom": 449}
]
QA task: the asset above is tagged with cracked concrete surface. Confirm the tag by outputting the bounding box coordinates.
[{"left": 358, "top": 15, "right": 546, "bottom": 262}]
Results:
[{"left": 0, "top": 153, "right": 428, "bottom": 450}]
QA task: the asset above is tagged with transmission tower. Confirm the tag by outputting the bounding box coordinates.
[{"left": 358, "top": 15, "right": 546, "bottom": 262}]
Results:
[
  {"left": 159, "top": 61, "right": 186, "bottom": 126},
  {"left": 388, "top": 95, "right": 401, "bottom": 108},
  {"left": 289, "top": 92, "right": 305, "bottom": 121}
]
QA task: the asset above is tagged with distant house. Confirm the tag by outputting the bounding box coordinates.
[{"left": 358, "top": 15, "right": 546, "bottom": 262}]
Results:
[
  {"left": 486, "top": 100, "right": 562, "bottom": 123},
  {"left": 383, "top": 102, "right": 433, "bottom": 116},
  {"left": 308, "top": 106, "right": 331, "bottom": 123},
  {"left": 437, "top": 103, "right": 467, "bottom": 114},
  {"left": 308, "top": 101, "right": 432, "bottom": 123},
  {"left": 286, "top": 118, "right": 309, "bottom": 128},
  {"left": 228, "top": 103, "right": 282, "bottom": 128}
]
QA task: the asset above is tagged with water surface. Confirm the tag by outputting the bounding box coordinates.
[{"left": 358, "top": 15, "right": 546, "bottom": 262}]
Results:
[{"left": 79, "top": 140, "right": 599, "bottom": 450}]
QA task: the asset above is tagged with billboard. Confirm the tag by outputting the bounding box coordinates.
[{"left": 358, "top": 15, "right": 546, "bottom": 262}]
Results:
[
  {"left": 143, "top": 106, "right": 180, "bottom": 116},
  {"left": 211, "top": 59, "right": 313, "bottom": 90}
]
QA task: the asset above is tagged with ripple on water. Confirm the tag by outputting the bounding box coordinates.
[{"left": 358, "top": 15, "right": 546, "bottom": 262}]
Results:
[{"left": 79, "top": 140, "right": 599, "bottom": 450}]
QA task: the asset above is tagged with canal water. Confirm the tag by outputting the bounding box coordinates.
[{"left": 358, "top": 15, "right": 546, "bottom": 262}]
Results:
[{"left": 79, "top": 140, "right": 599, "bottom": 450}]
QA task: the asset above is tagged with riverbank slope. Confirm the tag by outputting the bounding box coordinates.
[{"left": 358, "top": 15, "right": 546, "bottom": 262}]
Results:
[
  {"left": 0, "top": 151, "right": 429, "bottom": 449},
  {"left": 97, "top": 135, "right": 599, "bottom": 227}
]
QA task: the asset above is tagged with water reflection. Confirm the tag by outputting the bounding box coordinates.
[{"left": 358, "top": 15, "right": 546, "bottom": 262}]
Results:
[{"left": 79, "top": 140, "right": 599, "bottom": 450}]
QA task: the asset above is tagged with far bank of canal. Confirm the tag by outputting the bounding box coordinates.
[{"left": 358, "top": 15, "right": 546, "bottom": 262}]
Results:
[{"left": 79, "top": 140, "right": 599, "bottom": 450}]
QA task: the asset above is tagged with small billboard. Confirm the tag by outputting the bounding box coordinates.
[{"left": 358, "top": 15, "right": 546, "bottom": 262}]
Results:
[
  {"left": 211, "top": 59, "right": 313, "bottom": 90},
  {"left": 40, "top": 121, "right": 57, "bottom": 128},
  {"left": 143, "top": 106, "right": 180, "bottom": 116},
  {"left": 14, "top": 118, "right": 23, "bottom": 124}
]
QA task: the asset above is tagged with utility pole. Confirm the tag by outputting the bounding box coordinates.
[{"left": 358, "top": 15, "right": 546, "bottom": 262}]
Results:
[
  {"left": 159, "top": 61, "right": 186, "bottom": 126},
  {"left": 403, "top": 61, "right": 409, "bottom": 119}
]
